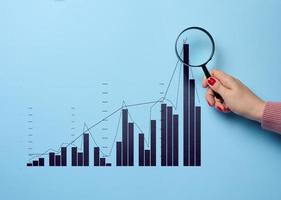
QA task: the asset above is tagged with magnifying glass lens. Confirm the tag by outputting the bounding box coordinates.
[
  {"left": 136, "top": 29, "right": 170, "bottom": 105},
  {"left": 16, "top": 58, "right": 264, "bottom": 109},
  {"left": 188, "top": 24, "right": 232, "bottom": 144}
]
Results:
[{"left": 176, "top": 29, "right": 214, "bottom": 67}]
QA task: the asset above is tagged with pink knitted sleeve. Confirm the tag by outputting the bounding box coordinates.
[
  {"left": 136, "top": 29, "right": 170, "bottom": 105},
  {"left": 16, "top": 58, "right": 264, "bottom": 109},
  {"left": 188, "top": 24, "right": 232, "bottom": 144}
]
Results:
[{"left": 261, "top": 102, "right": 281, "bottom": 134}]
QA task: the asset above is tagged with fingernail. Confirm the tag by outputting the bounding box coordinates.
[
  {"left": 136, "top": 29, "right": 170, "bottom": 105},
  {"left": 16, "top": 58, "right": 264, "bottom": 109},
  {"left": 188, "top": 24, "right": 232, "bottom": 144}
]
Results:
[
  {"left": 208, "top": 77, "right": 216, "bottom": 86},
  {"left": 207, "top": 101, "right": 212, "bottom": 106},
  {"left": 217, "top": 106, "right": 223, "bottom": 112}
]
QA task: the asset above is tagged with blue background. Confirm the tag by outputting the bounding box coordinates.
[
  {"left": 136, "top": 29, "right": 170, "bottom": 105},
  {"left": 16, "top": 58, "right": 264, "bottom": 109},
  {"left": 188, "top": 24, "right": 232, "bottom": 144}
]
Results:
[{"left": 1, "top": 0, "right": 281, "bottom": 199}]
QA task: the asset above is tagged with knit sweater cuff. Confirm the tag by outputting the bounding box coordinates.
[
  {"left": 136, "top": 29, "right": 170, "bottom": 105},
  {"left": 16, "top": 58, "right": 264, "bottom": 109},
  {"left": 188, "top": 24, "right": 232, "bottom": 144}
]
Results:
[{"left": 261, "top": 102, "right": 281, "bottom": 134}]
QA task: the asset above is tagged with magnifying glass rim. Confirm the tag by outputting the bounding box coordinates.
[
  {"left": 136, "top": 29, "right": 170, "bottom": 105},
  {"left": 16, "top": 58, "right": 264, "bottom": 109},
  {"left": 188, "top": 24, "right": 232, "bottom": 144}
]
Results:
[{"left": 175, "top": 26, "right": 215, "bottom": 67}]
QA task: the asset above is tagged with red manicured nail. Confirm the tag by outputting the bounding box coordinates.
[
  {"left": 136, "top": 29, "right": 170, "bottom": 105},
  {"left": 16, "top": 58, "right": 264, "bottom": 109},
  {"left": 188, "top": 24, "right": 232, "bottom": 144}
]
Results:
[
  {"left": 208, "top": 77, "right": 216, "bottom": 86},
  {"left": 217, "top": 106, "right": 223, "bottom": 112},
  {"left": 207, "top": 101, "right": 212, "bottom": 106}
]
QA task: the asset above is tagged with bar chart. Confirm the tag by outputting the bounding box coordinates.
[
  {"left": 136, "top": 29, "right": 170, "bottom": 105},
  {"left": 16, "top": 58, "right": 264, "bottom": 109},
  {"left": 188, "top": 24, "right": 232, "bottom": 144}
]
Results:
[{"left": 26, "top": 44, "right": 201, "bottom": 167}]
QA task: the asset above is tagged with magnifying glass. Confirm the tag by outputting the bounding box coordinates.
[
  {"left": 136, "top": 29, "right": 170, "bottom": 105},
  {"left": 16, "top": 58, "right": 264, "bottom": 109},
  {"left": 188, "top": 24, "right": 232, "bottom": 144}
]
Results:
[{"left": 175, "top": 26, "right": 223, "bottom": 102}]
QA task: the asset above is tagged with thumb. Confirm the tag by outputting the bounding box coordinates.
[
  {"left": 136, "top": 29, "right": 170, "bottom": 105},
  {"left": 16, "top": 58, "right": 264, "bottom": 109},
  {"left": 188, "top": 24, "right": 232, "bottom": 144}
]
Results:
[{"left": 207, "top": 77, "right": 227, "bottom": 96}]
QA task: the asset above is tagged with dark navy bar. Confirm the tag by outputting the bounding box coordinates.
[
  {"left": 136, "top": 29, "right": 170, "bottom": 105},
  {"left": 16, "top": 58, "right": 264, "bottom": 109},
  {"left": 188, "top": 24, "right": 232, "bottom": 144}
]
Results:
[
  {"left": 189, "top": 79, "right": 195, "bottom": 166},
  {"left": 150, "top": 120, "right": 156, "bottom": 166},
  {"left": 116, "top": 142, "right": 122, "bottom": 166},
  {"left": 161, "top": 104, "right": 167, "bottom": 166},
  {"left": 195, "top": 106, "right": 201, "bottom": 166},
  {"left": 122, "top": 109, "right": 128, "bottom": 166},
  {"left": 49, "top": 152, "right": 55, "bottom": 166},
  {"left": 61, "top": 147, "right": 67, "bottom": 166},
  {"left": 38, "top": 158, "right": 44, "bottom": 166},
  {"left": 144, "top": 150, "right": 150, "bottom": 166},
  {"left": 106, "top": 163, "right": 112, "bottom": 167},
  {"left": 55, "top": 155, "right": 61, "bottom": 166},
  {"left": 77, "top": 152, "right": 83, "bottom": 166},
  {"left": 94, "top": 147, "right": 100, "bottom": 166},
  {"left": 167, "top": 106, "right": 173, "bottom": 166},
  {"left": 26, "top": 163, "right": 32, "bottom": 167},
  {"left": 83, "top": 133, "right": 89, "bottom": 166},
  {"left": 173, "top": 114, "right": 179, "bottom": 166},
  {"left": 139, "top": 133, "right": 144, "bottom": 166},
  {"left": 128, "top": 122, "right": 134, "bottom": 166},
  {"left": 33, "top": 160, "right": 39, "bottom": 166},
  {"left": 100, "top": 158, "right": 106, "bottom": 166},
  {"left": 183, "top": 44, "right": 189, "bottom": 166},
  {"left": 71, "top": 147, "right": 77, "bottom": 166}
]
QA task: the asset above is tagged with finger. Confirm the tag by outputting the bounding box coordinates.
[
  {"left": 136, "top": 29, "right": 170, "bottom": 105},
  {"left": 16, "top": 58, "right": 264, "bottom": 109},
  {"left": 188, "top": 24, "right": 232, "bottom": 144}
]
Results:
[
  {"left": 222, "top": 103, "right": 232, "bottom": 113},
  {"left": 224, "top": 107, "right": 232, "bottom": 113},
  {"left": 205, "top": 88, "right": 215, "bottom": 106},
  {"left": 202, "top": 77, "right": 208, "bottom": 88},
  {"left": 214, "top": 98, "right": 233, "bottom": 113},
  {"left": 214, "top": 98, "right": 227, "bottom": 112},
  {"left": 211, "top": 69, "right": 234, "bottom": 89},
  {"left": 207, "top": 77, "right": 228, "bottom": 97}
]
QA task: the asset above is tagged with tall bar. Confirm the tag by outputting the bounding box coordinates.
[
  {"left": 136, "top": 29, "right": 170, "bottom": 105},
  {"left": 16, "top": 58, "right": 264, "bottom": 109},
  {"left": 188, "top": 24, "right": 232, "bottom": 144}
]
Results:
[
  {"left": 83, "top": 133, "right": 89, "bottom": 166},
  {"left": 49, "top": 152, "right": 55, "bottom": 166},
  {"left": 150, "top": 120, "right": 156, "bottom": 166},
  {"left": 61, "top": 147, "right": 67, "bottom": 166},
  {"left": 173, "top": 114, "right": 179, "bottom": 166},
  {"left": 38, "top": 158, "right": 44, "bottom": 166},
  {"left": 145, "top": 150, "right": 150, "bottom": 166},
  {"left": 139, "top": 133, "right": 144, "bottom": 166},
  {"left": 128, "top": 122, "right": 134, "bottom": 166},
  {"left": 71, "top": 147, "right": 77, "bottom": 166},
  {"left": 183, "top": 44, "right": 189, "bottom": 166},
  {"left": 189, "top": 79, "right": 195, "bottom": 166},
  {"left": 161, "top": 104, "right": 167, "bottom": 166},
  {"left": 94, "top": 147, "right": 100, "bottom": 166},
  {"left": 167, "top": 106, "right": 173, "bottom": 166},
  {"left": 55, "top": 155, "right": 61, "bottom": 166},
  {"left": 77, "top": 152, "right": 83, "bottom": 166},
  {"left": 195, "top": 106, "right": 201, "bottom": 166},
  {"left": 116, "top": 142, "right": 122, "bottom": 166},
  {"left": 122, "top": 109, "right": 128, "bottom": 166}
]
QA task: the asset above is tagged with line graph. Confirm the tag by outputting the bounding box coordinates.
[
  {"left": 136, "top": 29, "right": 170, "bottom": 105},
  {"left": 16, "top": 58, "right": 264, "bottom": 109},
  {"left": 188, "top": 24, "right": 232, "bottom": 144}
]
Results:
[{"left": 26, "top": 43, "right": 201, "bottom": 167}]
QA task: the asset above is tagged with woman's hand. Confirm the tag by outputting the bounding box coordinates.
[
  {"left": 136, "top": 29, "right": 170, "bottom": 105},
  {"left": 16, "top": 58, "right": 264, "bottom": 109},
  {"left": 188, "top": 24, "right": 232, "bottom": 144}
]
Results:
[{"left": 202, "top": 69, "right": 266, "bottom": 122}]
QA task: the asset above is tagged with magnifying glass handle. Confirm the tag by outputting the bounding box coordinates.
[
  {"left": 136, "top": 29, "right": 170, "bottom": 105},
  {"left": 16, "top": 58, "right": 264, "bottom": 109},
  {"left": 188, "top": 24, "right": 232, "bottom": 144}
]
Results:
[{"left": 202, "top": 65, "right": 224, "bottom": 103}]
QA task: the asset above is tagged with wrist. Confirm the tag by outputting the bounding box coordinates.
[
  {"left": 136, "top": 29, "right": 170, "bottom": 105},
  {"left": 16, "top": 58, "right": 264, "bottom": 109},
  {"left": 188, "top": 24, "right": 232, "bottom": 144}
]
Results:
[{"left": 252, "top": 100, "right": 266, "bottom": 123}]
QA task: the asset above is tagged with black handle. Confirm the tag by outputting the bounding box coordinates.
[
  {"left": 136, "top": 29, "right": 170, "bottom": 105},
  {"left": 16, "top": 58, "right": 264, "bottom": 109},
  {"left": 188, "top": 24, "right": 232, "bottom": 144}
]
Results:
[{"left": 202, "top": 65, "right": 224, "bottom": 103}]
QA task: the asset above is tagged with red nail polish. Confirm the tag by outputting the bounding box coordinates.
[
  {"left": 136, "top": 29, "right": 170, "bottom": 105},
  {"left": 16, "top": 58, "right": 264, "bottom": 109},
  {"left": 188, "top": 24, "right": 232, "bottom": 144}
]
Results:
[
  {"left": 208, "top": 77, "right": 216, "bottom": 86},
  {"left": 207, "top": 101, "right": 212, "bottom": 106},
  {"left": 217, "top": 106, "right": 223, "bottom": 112}
]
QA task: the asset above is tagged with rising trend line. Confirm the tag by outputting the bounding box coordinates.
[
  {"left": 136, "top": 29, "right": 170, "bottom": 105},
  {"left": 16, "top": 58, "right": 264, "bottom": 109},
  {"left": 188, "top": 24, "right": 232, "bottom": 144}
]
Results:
[{"left": 27, "top": 39, "right": 198, "bottom": 162}]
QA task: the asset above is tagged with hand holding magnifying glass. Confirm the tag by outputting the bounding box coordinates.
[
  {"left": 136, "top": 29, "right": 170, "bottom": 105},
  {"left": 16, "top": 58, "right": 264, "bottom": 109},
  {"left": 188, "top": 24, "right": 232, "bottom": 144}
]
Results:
[
  {"left": 175, "top": 26, "right": 224, "bottom": 103},
  {"left": 174, "top": 27, "right": 281, "bottom": 135}
]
